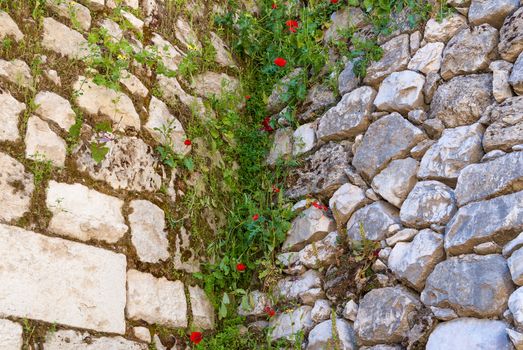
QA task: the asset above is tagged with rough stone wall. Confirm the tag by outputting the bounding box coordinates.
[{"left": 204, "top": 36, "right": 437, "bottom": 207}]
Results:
[
  {"left": 0, "top": 0, "right": 237, "bottom": 348},
  {"left": 258, "top": 1, "right": 523, "bottom": 349}
]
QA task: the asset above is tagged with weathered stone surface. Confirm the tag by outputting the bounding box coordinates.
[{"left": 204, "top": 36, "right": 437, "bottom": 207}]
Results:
[
  {"left": 276, "top": 269, "right": 322, "bottom": 301},
  {"left": 149, "top": 33, "right": 184, "bottom": 72},
  {"left": 238, "top": 290, "right": 272, "bottom": 317},
  {"left": 99, "top": 18, "right": 123, "bottom": 40},
  {"left": 374, "top": 71, "right": 425, "bottom": 113},
  {"left": 329, "top": 183, "right": 368, "bottom": 225},
  {"left": 421, "top": 254, "right": 513, "bottom": 317},
  {"left": 133, "top": 327, "right": 151, "bottom": 343},
  {"left": 210, "top": 31, "right": 235, "bottom": 67},
  {"left": 456, "top": 151, "right": 523, "bottom": 206},
  {"left": 0, "top": 153, "right": 34, "bottom": 223},
  {"left": 157, "top": 75, "right": 206, "bottom": 116},
  {"left": 429, "top": 74, "right": 493, "bottom": 127},
  {"left": 509, "top": 247, "right": 523, "bottom": 285},
  {"left": 407, "top": 109, "right": 427, "bottom": 125},
  {"left": 386, "top": 228, "right": 418, "bottom": 247},
  {"left": 307, "top": 318, "right": 357, "bottom": 350},
  {"left": 317, "top": 86, "right": 376, "bottom": 142},
  {"left": 175, "top": 17, "right": 201, "bottom": 50},
  {"left": 491, "top": 60, "right": 515, "bottom": 102},
  {"left": 267, "top": 128, "right": 293, "bottom": 166},
  {"left": 0, "top": 224, "right": 126, "bottom": 333},
  {"left": 42, "top": 17, "right": 89, "bottom": 59},
  {"left": 411, "top": 139, "right": 435, "bottom": 160},
  {"left": 34, "top": 91, "right": 76, "bottom": 131},
  {"left": 423, "top": 72, "right": 442, "bottom": 103},
  {"left": 46, "top": 181, "right": 127, "bottom": 243},
  {"left": 510, "top": 52, "right": 523, "bottom": 95},
  {"left": 426, "top": 318, "right": 513, "bottom": 350},
  {"left": 127, "top": 269, "right": 187, "bottom": 328},
  {"left": 77, "top": 136, "right": 162, "bottom": 192},
  {"left": 441, "top": 24, "right": 498, "bottom": 80},
  {"left": 47, "top": 0, "right": 92, "bottom": 31},
  {"left": 0, "top": 59, "right": 33, "bottom": 89},
  {"left": 74, "top": 76, "right": 140, "bottom": 130},
  {"left": 146, "top": 96, "right": 190, "bottom": 156},
  {"left": 469, "top": 0, "right": 519, "bottom": 28},
  {"left": 44, "top": 330, "right": 147, "bottom": 350},
  {"left": 0, "top": 319, "right": 22, "bottom": 350},
  {"left": 504, "top": 232, "right": 523, "bottom": 258},
  {"left": 499, "top": 7, "right": 523, "bottom": 62},
  {"left": 286, "top": 142, "right": 352, "bottom": 199},
  {"left": 507, "top": 328, "right": 523, "bottom": 350},
  {"left": 388, "top": 229, "right": 444, "bottom": 291},
  {"left": 267, "top": 69, "right": 302, "bottom": 114},
  {"left": 509, "top": 287, "right": 523, "bottom": 326},
  {"left": 347, "top": 201, "right": 400, "bottom": 241},
  {"left": 364, "top": 34, "right": 410, "bottom": 87},
  {"left": 293, "top": 122, "right": 316, "bottom": 156},
  {"left": 324, "top": 7, "right": 365, "bottom": 43},
  {"left": 191, "top": 71, "right": 239, "bottom": 98},
  {"left": 299, "top": 232, "right": 341, "bottom": 269},
  {"left": 269, "top": 306, "right": 313, "bottom": 342},
  {"left": 0, "top": 91, "right": 24, "bottom": 142},
  {"left": 299, "top": 84, "right": 337, "bottom": 122},
  {"left": 343, "top": 300, "right": 359, "bottom": 321},
  {"left": 408, "top": 42, "right": 444, "bottom": 74},
  {"left": 424, "top": 14, "right": 468, "bottom": 43},
  {"left": 474, "top": 241, "right": 502, "bottom": 255},
  {"left": 445, "top": 191, "right": 523, "bottom": 255},
  {"left": 371, "top": 158, "right": 418, "bottom": 208},
  {"left": 120, "top": 71, "right": 148, "bottom": 99},
  {"left": 419, "top": 123, "right": 484, "bottom": 184},
  {"left": 25, "top": 116, "right": 66, "bottom": 166},
  {"left": 129, "top": 200, "right": 169, "bottom": 263},
  {"left": 0, "top": 11, "right": 23, "bottom": 42},
  {"left": 483, "top": 96, "right": 523, "bottom": 152},
  {"left": 353, "top": 113, "right": 426, "bottom": 181},
  {"left": 338, "top": 60, "right": 360, "bottom": 96},
  {"left": 189, "top": 285, "right": 215, "bottom": 330},
  {"left": 121, "top": 10, "right": 143, "bottom": 32},
  {"left": 311, "top": 299, "right": 331, "bottom": 323},
  {"left": 354, "top": 286, "right": 420, "bottom": 345}
]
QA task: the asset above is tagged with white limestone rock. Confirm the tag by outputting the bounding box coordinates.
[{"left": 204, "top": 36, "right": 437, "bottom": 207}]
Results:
[
  {"left": 276, "top": 269, "right": 322, "bottom": 301},
  {"left": 283, "top": 206, "right": 336, "bottom": 251},
  {"left": 267, "top": 128, "right": 293, "bottom": 166},
  {"left": 0, "top": 59, "right": 33, "bottom": 89},
  {"left": 238, "top": 290, "right": 272, "bottom": 317},
  {"left": 0, "top": 224, "right": 127, "bottom": 334},
  {"left": 42, "top": 17, "right": 89, "bottom": 59},
  {"left": 34, "top": 91, "right": 76, "bottom": 130},
  {"left": 469, "top": 0, "right": 519, "bottom": 28},
  {"left": 0, "top": 91, "right": 24, "bottom": 142},
  {"left": 510, "top": 52, "right": 523, "bottom": 95},
  {"left": 46, "top": 0, "right": 92, "bottom": 31},
  {"left": 371, "top": 158, "right": 418, "bottom": 208},
  {"left": 210, "top": 31, "right": 236, "bottom": 67},
  {"left": 299, "top": 232, "right": 341, "bottom": 269},
  {"left": 129, "top": 200, "right": 169, "bottom": 263},
  {"left": 126, "top": 269, "right": 187, "bottom": 328},
  {"left": 408, "top": 42, "right": 444, "bottom": 74},
  {"left": 46, "top": 181, "right": 128, "bottom": 243},
  {"left": 499, "top": 7, "right": 523, "bottom": 62},
  {"left": 150, "top": 33, "right": 184, "bottom": 72},
  {"left": 311, "top": 299, "right": 331, "bottom": 323},
  {"left": 307, "top": 318, "right": 357, "bottom": 350},
  {"left": 0, "top": 152, "right": 34, "bottom": 223},
  {"left": 509, "top": 287, "right": 523, "bottom": 327},
  {"left": 157, "top": 75, "right": 207, "bottom": 116},
  {"left": 374, "top": 71, "right": 425, "bottom": 113},
  {"left": 343, "top": 300, "right": 359, "bottom": 321},
  {"left": 507, "top": 328, "right": 523, "bottom": 350},
  {"left": 189, "top": 285, "right": 215, "bottom": 330},
  {"left": 133, "top": 327, "right": 151, "bottom": 343},
  {"left": 0, "top": 319, "right": 22, "bottom": 350},
  {"left": 25, "top": 116, "right": 67, "bottom": 167},
  {"left": 120, "top": 71, "right": 148, "bottom": 99},
  {"left": 491, "top": 60, "right": 514, "bottom": 102},
  {"left": 504, "top": 232, "right": 523, "bottom": 258},
  {"left": 363, "top": 34, "right": 410, "bottom": 87},
  {"left": 0, "top": 11, "right": 23, "bottom": 42},
  {"left": 347, "top": 201, "right": 400, "bottom": 241},
  {"left": 293, "top": 122, "right": 316, "bottom": 156},
  {"left": 329, "top": 183, "right": 368, "bottom": 225},
  {"left": 191, "top": 71, "right": 239, "bottom": 98},
  {"left": 423, "top": 14, "right": 468, "bottom": 43},
  {"left": 175, "top": 17, "right": 201, "bottom": 50},
  {"left": 269, "top": 306, "right": 313, "bottom": 342},
  {"left": 44, "top": 330, "right": 147, "bottom": 349},
  {"left": 509, "top": 247, "right": 523, "bottom": 285}
]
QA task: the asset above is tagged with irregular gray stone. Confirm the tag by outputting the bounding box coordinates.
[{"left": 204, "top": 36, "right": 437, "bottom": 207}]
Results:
[
  {"left": 46, "top": 0, "right": 92, "bottom": 31},
  {"left": 286, "top": 142, "right": 352, "bottom": 199},
  {"left": 0, "top": 153, "right": 34, "bottom": 223},
  {"left": 189, "top": 285, "right": 215, "bottom": 330},
  {"left": 324, "top": 7, "right": 365, "bottom": 43},
  {"left": 429, "top": 74, "right": 494, "bottom": 128},
  {"left": 317, "top": 86, "right": 376, "bottom": 142},
  {"left": 299, "top": 232, "right": 341, "bottom": 269},
  {"left": 299, "top": 84, "right": 337, "bottom": 122},
  {"left": 507, "top": 328, "right": 523, "bottom": 349},
  {"left": 0, "top": 11, "right": 23, "bottom": 42},
  {"left": 456, "top": 151, "right": 523, "bottom": 206},
  {"left": 0, "top": 319, "right": 22, "bottom": 350},
  {"left": 34, "top": 91, "right": 76, "bottom": 131},
  {"left": 44, "top": 330, "right": 147, "bottom": 349},
  {"left": 509, "top": 247, "right": 523, "bottom": 285},
  {"left": 129, "top": 200, "right": 169, "bottom": 263},
  {"left": 430, "top": 306, "right": 458, "bottom": 321},
  {"left": 46, "top": 181, "right": 127, "bottom": 243},
  {"left": 354, "top": 286, "right": 421, "bottom": 345},
  {"left": 445, "top": 191, "right": 523, "bottom": 255},
  {"left": 386, "top": 228, "right": 418, "bottom": 247},
  {"left": 133, "top": 327, "right": 151, "bottom": 343},
  {"left": 424, "top": 14, "right": 468, "bottom": 43},
  {"left": 474, "top": 241, "right": 503, "bottom": 255},
  {"left": 283, "top": 206, "right": 335, "bottom": 251},
  {"left": 149, "top": 33, "right": 184, "bottom": 72},
  {"left": 338, "top": 60, "right": 360, "bottom": 96},
  {"left": 510, "top": 52, "right": 523, "bottom": 94},
  {"left": 329, "top": 183, "right": 368, "bottom": 225},
  {"left": 411, "top": 139, "right": 435, "bottom": 160},
  {"left": 0, "top": 59, "right": 33, "bottom": 89},
  {"left": 371, "top": 158, "right": 418, "bottom": 208},
  {"left": 469, "top": 0, "right": 519, "bottom": 28},
  {"left": 0, "top": 91, "right": 24, "bottom": 142},
  {"left": 126, "top": 269, "right": 187, "bottom": 328},
  {"left": 407, "top": 109, "right": 427, "bottom": 125},
  {"left": 175, "top": 17, "right": 201, "bottom": 50},
  {"left": 191, "top": 71, "right": 239, "bottom": 98},
  {"left": 267, "top": 128, "right": 293, "bottom": 166},
  {"left": 42, "top": 17, "right": 89, "bottom": 59},
  {"left": 25, "top": 116, "right": 67, "bottom": 167},
  {"left": 418, "top": 123, "right": 485, "bottom": 184},
  {"left": 210, "top": 31, "right": 235, "bottom": 68},
  {"left": 491, "top": 60, "right": 515, "bottom": 102},
  {"left": 347, "top": 201, "right": 400, "bottom": 241},
  {"left": 364, "top": 34, "right": 410, "bottom": 87},
  {"left": 421, "top": 254, "right": 514, "bottom": 317},
  {"left": 400, "top": 181, "right": 457, "bottom": 229},
  {"left": 269, "top": 306, "right": 313, "bottom": 342},
  {"left": 307, "top": 318, "right": 357, "bottom": 350},
  {"left": 441, "top": 24, "right": 498, "bottom": 80},
  {"left": 388, "top": 229, "right": 445, "bottom": 291},
  {"left": 120, "top": 71, "right": 148, "bottom": 99},
  {"left": 499, "top": 7, "right": 523, "bottom": 62},
  {"left": 353, "top": 113, "right": 426, "bottom": 181},
  {"left": 426, "top": 318, "right": 513, "bottom": 350},
  {"left": 76, "top": 136, "right": 162, "bottom": 192},
  {"left": 311, "top": 299, "right": 331, "bottom": 323},
  {"left": 276, "top": 269, "right": 322, "bottom": 301},
  {"left": 293, "top": 122, "right": 316, "bottom": 156},
  {"left": 374, "top": 71, "right": 425, "bottom": 113},
  {"left": 0, "top": 224, "right": 127, "bottom": 334},
  {"left": 343, "top": 300, "right": 359, "bottom": 321},
  {"left": 238, "top": 290, "right": 272, "bottom": 317},
  {"left": 424, "top": 73, "right": 442, "bottom": 104},
  {"left": 509, "top": 287, "right": 523, "bottom": 327},
  {"left": 408, "top": 42, "right": 444, "bottom": 74},
  {"left": 483, "top": 96, "right": 523, "bottom": 152},
  {"left": 267, "top": 69, "right": 302, "bottom": 114},
  {"left": 503, "top": 232, "right": 523, "bottom": 258}
]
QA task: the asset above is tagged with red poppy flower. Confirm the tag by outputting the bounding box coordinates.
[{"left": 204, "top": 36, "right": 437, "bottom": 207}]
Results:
[
  {"left": 274, "top": 57, "right": 287, "bottom": 67},
  {"left": 264, "top": 306, "right": 276, "bottom": 317},
  {"left": 184, "top": 139, "right": 192, "bottom": 146},
  {"left": 261, "top": 116, "right": 274, "bottom": 132},
  {"left": 271, "top": 3, "right": 277, "bottom": 9},
  {"left": 330, "top": 0, "right": 338, "bottom": 3},
  {"left": 252, "top": 214, "right": 259, "bottom": 221},
  {"left": 373, "top": 249, "right": 381, "bottom": 258},
  {"left": 286, "top": 20, "right": 299, "bottom": 33},
  {"left": 272, "top": 185, "right": 280, "bottom": 193},
  {"left": 236, "top": 263, "right": 247, "bottom": 271},
  {"left": 245, "top": 95, "right": 251, "bottom": 100},
  {"left": 312, "top": 201, "right": 328, "bottom": 211},
  {"left": 190, "top": 332, "right": 203, "bottom": 344}
]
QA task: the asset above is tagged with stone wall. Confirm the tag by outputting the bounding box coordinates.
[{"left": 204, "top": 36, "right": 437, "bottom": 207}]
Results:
[
  {"left": 256, "top": 1, "right": 523, "bottom": 349},
  {"left": 0, "top": 0, "right": 236, "bottom": 348}
]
